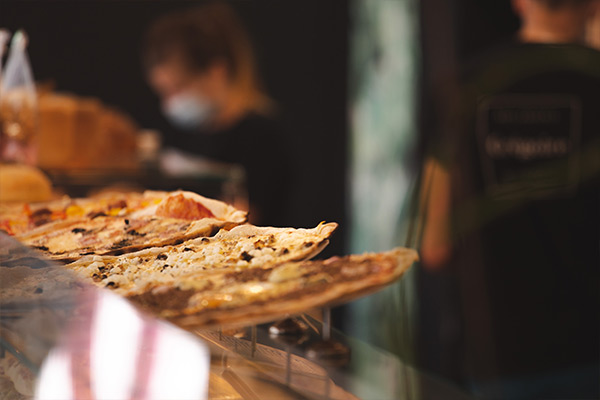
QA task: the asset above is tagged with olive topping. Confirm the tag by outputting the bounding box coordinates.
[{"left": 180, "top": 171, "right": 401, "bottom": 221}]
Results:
[
  {"left": 29, "top": 208, "right": 52, "bottom": 226},
  {"left": 108, "top": 200, "right": 127, "bottom": 209},
  {"left": 111, "top": 239, "right": 130, "bottom": 249},
  {"left": 156, "top": 254, "right": 168, "bottom": 261},
  {"left": 88, "top": 211, "right": 107, "bottom": 219},
  {"left": 31, "top": 208, "right": 51, "bottom": 218},
  {"left": 241, "top": 251, "right": 253, "bottom": 262}
]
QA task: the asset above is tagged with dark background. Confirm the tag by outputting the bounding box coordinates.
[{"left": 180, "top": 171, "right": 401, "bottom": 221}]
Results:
[
  {"left": 0, "top": 0, "right": 350, "bottom": 256},
  {"left": 417, "top": 0, "right": 519, "bottom": 388},
  {"left": 2, "top": 0, "right": 528, "bottom": 378},
  {"left": 0, "top": 0, "right": 520, "bottom": 257}
]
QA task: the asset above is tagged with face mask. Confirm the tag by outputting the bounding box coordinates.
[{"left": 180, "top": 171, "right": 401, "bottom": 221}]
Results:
[{"left": 163, "top": 93, "right": 214, "bottom": 130}]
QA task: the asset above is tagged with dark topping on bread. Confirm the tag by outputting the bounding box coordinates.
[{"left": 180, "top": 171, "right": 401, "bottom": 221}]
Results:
[
  {"left": 110, "top": 239, "right": 131, "bottom": 249},
  {"left": 30, "top": 208, "right": 52, "bottom": 226},
  {"left": 253, "top": 235, "right": 276, "bottom": 250},
  {"left": 156, "top": 254, "right": 168, "bottom": 261},
  {"left": 129, "top": 288, "right": 196, "bottom": 311},
  {"left": 303, "top": 241, "right": 314, "bottom": 248},
  {"left": 183, "top": 247, "right": 193, "bottom": 252},
  {"left": 226, "top": 268, "right": 271, "bottom": 283},
  {"left": 106, "top": 282, "right": 118, "bottom": 288},
  {"left": 127, "top": 229, "right": 145, "bottom": 237},
  {"left": 240, "top": 251, "right": 253, "bottom": 262},
  {"left": 33, "top": 245, "right": 49, "bottom": 251},
  {"left": 88, "top": 211, "right": 107, "bottom": 219},
  {"left": 34, "top": 287, "right": 43, "bottom": 294},
  {"left": 31, "top": 208, "right": 51, "bottom": 218},
  {"left": 109, "top": 200, "right": 127, "bottom": 210},
  {"left": 124, "top": 219, "right": 130, "bottom": 225},
  {"left": 72, "top": 228, "right": 86, "bottom": 234}
]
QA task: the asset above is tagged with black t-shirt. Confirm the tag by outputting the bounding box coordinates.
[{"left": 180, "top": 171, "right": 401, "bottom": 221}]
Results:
[
  {"left": 436, "top": 43, "right": 600, "bottom": 378},
  {"left": 164, "top": 112, "right": 291, "bottom": 227}
]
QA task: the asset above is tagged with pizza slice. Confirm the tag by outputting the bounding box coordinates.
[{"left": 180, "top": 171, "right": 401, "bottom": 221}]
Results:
[
  {"left": 0, "top": 197, "right": 72, "bottom": 236},
  {"left": 132, "top": 248, "right": 419, "bottom": 328},
  {"left": 65, "top": 222, "right": 338, "bottom": 295},
  {"left": 1, "top": 190, "right": 246, "bottom": 237},
  {"left": 17, "top": 191, "right": 247, "bottom": 261}
]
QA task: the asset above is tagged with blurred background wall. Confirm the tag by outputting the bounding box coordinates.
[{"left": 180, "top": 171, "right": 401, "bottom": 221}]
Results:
[
  {"left": 0, "top": 0, "right": 350, "bottom": 257},
  {"left": 1, "top": 0, "right": 536, "bottom": 380},
  {"left": 0, "top": 0, "right": 523, "bottom": 256}
]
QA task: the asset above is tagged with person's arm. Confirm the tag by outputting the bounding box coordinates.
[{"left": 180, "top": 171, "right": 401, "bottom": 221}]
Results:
[{"left": 420, "top": 158, "right": 453, "bottom": 270}]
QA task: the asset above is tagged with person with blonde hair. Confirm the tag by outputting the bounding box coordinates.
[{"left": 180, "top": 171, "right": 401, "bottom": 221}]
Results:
[{"left": 144, "top": 2, "right": 289, "bottom": 226}]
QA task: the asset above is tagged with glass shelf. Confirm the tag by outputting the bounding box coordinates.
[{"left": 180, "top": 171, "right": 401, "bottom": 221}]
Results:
[{"left": 0, "top": 233, "right": 471, "bottom": 399}]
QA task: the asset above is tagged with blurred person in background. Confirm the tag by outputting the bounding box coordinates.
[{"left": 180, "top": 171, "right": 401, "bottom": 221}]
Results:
[
  {"left": 420, "top": 0, "right": 600, "bottom": 398},
  {"left": 143, "top": 1, "right": 290, "bottom": 226},
  {"left": 513, "top": 0, "right": 599, "bottom": 43}
]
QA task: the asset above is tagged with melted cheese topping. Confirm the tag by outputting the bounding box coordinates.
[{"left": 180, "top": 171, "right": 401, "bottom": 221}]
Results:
[{"left": 67, "top": 223, "right": 337, "bottom": 296}]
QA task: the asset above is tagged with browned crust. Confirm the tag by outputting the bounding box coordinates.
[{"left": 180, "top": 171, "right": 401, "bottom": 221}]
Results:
[
  {"left": 66, "top": 223, "right": 339, "bottom": 295},
  {"left": 15, "top": 191, "right": 248, "bottom": 260},
  {"left": 135, "top": 248, "right": 418, "bottom": 329},
  {"left": 19, "top": 217, "right": 236, "bottom": 262}
]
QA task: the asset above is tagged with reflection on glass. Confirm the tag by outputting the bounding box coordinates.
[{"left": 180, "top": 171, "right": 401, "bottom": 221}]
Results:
[{"left": 0, "top": 234, "right": 210, "bottom": 400}]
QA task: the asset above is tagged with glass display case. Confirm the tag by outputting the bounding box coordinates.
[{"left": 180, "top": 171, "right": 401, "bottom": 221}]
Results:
[{"left": 0, "top": 233, "right": 471, "bottom": 399}]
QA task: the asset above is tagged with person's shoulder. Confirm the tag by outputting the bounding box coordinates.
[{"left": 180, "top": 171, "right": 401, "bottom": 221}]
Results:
[{"left": 461, "top": 40, "right": 600, "bottom": 83}]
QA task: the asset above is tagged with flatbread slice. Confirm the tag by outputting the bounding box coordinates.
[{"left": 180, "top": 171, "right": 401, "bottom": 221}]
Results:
[
  {"left": 131, "top": 247, "right": 418, "bottom": 328},
  {"left": 66, "top": 222, "right": 338, "bottom": 296},
  {"left": 17, "top": 191, "right": 247, "bottom": 261},
  {"left": 2, "top": 190, "right": 247, "bottom": 237}
]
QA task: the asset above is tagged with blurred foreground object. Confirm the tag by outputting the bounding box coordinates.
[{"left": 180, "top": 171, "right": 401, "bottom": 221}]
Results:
[{"left": 0, "top": 233, "right": 210, "bottom": 400}]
